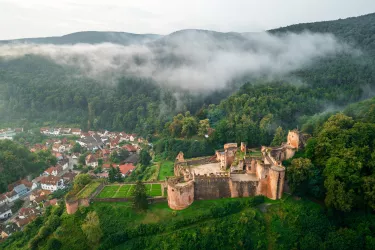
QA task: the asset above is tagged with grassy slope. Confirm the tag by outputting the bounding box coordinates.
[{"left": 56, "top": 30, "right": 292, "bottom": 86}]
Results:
[
  {"left": 157, "top": 161, "right": 174, "bottom": 180},
  {"left": 46, "top": 197, "right": 263, "bottom": 250}
]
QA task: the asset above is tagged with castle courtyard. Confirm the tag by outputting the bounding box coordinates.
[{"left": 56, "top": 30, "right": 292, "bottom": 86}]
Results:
[{"left": 190, "top": 162, "right": 222, "bottom": 175}]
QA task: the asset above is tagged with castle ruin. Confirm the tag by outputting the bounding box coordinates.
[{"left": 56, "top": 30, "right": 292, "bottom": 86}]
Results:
[{"left": 167, "top": 129, "right": 307, "bottom": 210}]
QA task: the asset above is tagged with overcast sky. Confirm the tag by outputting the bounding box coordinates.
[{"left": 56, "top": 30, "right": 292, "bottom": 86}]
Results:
[{"left": 0, "top": 0, "right": 374, "bottom": 40}]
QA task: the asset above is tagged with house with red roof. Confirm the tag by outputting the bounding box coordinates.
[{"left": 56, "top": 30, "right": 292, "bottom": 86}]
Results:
[
  {"left": 122, "top": 144, "right": 137, "bottom": 153},
  {"left": 118, "top": 163, "right": 136, "bottom": 177}
]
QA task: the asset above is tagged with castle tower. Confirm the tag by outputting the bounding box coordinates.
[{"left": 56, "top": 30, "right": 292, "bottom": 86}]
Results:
[
  {"left": 176, "top": 152, "right": 185, "bottom": 162},
  {"left": 167, "top": 177, "right": 194, "bottom": 210},
  {"left": 287, "top": 130, "right": 300, "bottom": 150},
  {"left": 240, "top": 142, "right": 246, "bottom": 153},
  {"left": 267, "top": 166, "right": 285, "bottom": 200}
]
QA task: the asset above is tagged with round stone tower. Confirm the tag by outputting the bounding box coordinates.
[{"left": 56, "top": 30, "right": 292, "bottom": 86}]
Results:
[
  {"left": 167, "top": 177, "right": 194, "bottom": 210},
  {"left": 267, "top": 165, "right": 285, "bottom": 200}
]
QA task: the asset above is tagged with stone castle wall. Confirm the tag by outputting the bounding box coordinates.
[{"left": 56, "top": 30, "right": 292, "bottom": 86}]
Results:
[
  {"left": 229, "top": 180, "right": 258, "bottom": 198},
  {"left": 194, "top": 175, "right": 231, "bottom": 200}
]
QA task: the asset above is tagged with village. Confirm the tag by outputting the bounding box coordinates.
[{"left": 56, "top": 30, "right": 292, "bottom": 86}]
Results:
[{"left": 0, "top": 127, "right": 146, "bottom": 240}]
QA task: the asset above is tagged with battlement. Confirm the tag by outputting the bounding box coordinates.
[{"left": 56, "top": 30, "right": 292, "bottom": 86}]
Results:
[{"left": 194, "top": 172, "right": 230, "bottom": 178}]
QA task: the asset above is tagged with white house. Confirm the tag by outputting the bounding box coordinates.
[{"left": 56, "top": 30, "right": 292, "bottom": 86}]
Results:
[
  {"left": 5, "top": 191, "right": 19, "bottom": 203},
  {"left": 85, "top": 154, "right": 98, "bottom": 167},
  {"left": 71, "top": 128, "right": 81, "bottom": 135},
  {"left": 40, "top": 176, "right": 64, "bottom": 192},
  {"left": 0, "top": 204, "right": 12, "bottom": 220}
]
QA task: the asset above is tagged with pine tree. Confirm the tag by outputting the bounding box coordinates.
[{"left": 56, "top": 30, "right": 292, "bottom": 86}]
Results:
[
  {"left": 108, "top": 165, "right": 116, "bottom": 183},
  {"left": 115, "top": 166, "right": 123, "bottom": 182},
  {"left": 271, "top": 126, "right": 286, "bottom": 146},
  {"left": 131, "top": 181, "right": 148, "bottom": 211}
]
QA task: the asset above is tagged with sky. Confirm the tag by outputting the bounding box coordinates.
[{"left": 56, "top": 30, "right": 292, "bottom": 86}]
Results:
[{"left": 0, "top": 0, "right": 374, "bottom": 40}]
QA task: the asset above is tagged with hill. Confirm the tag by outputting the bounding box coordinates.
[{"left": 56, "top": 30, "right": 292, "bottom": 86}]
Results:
[
  {"left": 0, "top": 13, "right": 375, "bottom": 145},
  {"left": 0, "top": 31, "right": 162, "bottom": 45}
]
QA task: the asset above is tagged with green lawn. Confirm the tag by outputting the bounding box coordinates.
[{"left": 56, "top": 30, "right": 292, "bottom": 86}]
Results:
[
  {"left": 97, "top": 183, "right": 162, "bottom": 198},
  {"left": 158, "top": 161, "right": 174, "bottom": 180},
  {"left": 77, "top": 181, "right": 101, "bottom": 199},
  {"left": 97, "top": 185, "right": 120, "bottom": 198}
]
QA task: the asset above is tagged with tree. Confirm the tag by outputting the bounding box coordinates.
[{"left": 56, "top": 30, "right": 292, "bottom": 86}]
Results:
[
  {"left": 198, "top": 119, "right": 210, "bottom": 137},
  {"left": 73, "top": 173, "right": 92, "bottom": 191},
  {"left": 271, "top": 126, "right": 285, "bottom": 146},
  {"left": 108, "top": 166, "right": 116, "bottom": 183},
  {"left": 363, "top": 175, "right": 375, "bottom": 210},
  {"left": 115, "top": 166, "right": 123, "bottom": 182},
  {"left": 131, "top": 181, "right": 148, "bottom": 211},
  {"left": 46, "top": 238, "right": 62, "bottom": 250},
  {"left": 182, "top": 115, "right": 198, "bottom": 138},
  {"left": 287, "top": 158, "right": 314, "bottom": 194},
  {"left": 81, "top": 211, "right": 103, "bottom": 244},
  {"left": 78, "top": 154, "right": 86, "bottom": 165},
  {"left": 72, "top": 143, "right": 82, "bottom": 153},
  {"left": 169, "top": 113, "right": 184, "bottom": 137},
  {"left": 140, "top": 149, "right": 151, "bottom": 166}
]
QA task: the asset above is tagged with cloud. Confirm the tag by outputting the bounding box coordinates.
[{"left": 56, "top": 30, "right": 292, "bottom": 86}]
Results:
[{"left": 0, "top": 30, "right": 352, "bottom": 92}]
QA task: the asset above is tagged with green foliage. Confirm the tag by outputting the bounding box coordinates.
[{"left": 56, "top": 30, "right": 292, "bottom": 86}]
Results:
[
  {"left": 271, "top": 126, "right": 286, "bottom": 146},
  {"left": 108, "top": 166, "right": 123, "bottom": 183},
  {"left": 306, "top": 113, "right": 375, "bottom": 211},
  {"left": 131, "top": 181, "right": 148, "bottom": 211},
  {"left": 72, "top": 143, "right": 82, "bottom": 153},
  {"left": 0, "top": 140, "right": 54, "bottom": 192},
  {"left": 81, "top": 211, "right": 103, "bottom": 245},
  {"left": 287, "top": 158, "right": 314, "bottom": 195},
  {"left": 73, "top": 173, "right": 92, "bottom": 192},
  {"left": 139, "top": 149, "right": 151, "bottom": 166},
  {"left": 198, "top": 119, "right": 210, "bottom": 137}
]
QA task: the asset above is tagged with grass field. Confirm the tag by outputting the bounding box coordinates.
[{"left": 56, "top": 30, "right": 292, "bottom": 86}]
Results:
[
  {"left": 77, "top": 181, "right": 101, "bottom": 199},
  {"left": 97, "top": 183, "right": 162, "bottom": 198},
  {"left": 158, "top": 161, "right": 174, "bottom": 180}
]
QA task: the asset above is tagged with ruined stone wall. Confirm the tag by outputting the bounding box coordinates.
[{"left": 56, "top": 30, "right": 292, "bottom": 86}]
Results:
[
  {"left": 229, "top": 180, "right": 258, "bottom": 198},
  {"left": 224, "top": 143, "right": 238, "bottom": 149},
  {"left": 256, "top": 161, "right": 269, "bottom": 179},
  {"left": 285, "top": 147, "right": 296, "bottom": 160},
  {"left": 65, "top": 198, "right": 90, "bottom": 215},
  {"left": 287, "top": 130, "right": 299, "bottom": 149},
  {"left": 186, "top": 157, "right": 215, "bottom": 166},
  {"left": 240, "top": 142, "right": 246, "bottom": 152},
  {"left": 267, "top": 166, "right": 285, "bottom": 200},
  {"left": 194, "top": 176, "right": 231, "bottom": 200},
  {"left": 167, "top": 179, "right": 194, "bottom": 210}
]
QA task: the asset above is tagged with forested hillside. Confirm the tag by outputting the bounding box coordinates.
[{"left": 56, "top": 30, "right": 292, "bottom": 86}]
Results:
[{"left": 1, "top": 13, "right": 375, "bottom": 147}]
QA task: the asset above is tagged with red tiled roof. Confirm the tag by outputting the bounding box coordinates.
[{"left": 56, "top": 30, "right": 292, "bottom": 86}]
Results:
[
  {"left": 118, "top": 164, "right": 135, "bottom": 175},
  {"left": 86, "top": 154, "right": 97, "bottom": 163},
  {"left": 16, "top": 215, "right": 37, "bottom": 227},
  {"left": 122, "top": 144, "right": 137, "bottom": 152},
  {"left": 40, "top": 176, "right": 60, "bottom": 185}
]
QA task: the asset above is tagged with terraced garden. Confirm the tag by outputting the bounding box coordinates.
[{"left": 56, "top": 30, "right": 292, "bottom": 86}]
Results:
[{"left": 97, "top": 183, "right": 163, "bottom": 198}]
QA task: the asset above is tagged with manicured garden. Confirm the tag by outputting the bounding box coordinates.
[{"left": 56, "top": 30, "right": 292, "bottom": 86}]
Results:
[{"left": 97, "top": 183, "right": 162, "bottom": 198}]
